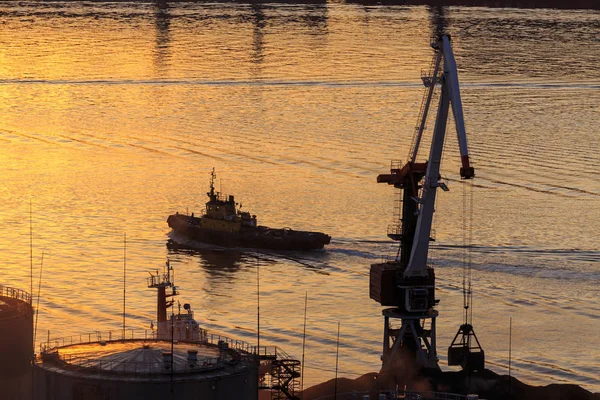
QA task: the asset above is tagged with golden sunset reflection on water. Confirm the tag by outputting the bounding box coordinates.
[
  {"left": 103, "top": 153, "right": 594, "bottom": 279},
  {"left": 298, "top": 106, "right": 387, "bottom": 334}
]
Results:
[{"left": 1, "top": 2, "right": 599, "bottom": 391}]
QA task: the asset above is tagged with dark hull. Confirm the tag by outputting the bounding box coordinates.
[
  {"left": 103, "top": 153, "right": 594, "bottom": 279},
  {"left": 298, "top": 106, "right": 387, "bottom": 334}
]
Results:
[{"left": 167, "top": 214, "right": 331, "bottom": 251}]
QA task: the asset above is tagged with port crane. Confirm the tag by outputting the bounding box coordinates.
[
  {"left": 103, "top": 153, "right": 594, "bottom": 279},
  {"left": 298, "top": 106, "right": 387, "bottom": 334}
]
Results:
[{"left": 370, "top": 34, "right": 483, "bottom": 372}]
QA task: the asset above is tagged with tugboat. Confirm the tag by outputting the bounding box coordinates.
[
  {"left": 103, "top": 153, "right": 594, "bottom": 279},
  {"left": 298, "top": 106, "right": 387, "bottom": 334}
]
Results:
[{"left": 167, "top": 169, "right": 331, "bottom": 251}]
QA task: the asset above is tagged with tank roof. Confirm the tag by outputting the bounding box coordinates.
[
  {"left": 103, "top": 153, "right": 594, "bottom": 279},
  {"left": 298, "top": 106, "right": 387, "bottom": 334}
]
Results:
[{"left": 38, "top": 339, "right": 253, "bottom": 381}]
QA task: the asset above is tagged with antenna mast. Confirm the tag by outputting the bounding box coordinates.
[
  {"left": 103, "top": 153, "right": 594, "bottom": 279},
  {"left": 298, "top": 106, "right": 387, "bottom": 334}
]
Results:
[
  {"left": 30, "top": 200, "right": 33, "bottom": 303},
  {"left": 147, "top": 260, "right": 177, "bottom": 330},
  {"left": 334, "top": 321, "right": 340, "bottom": 400},
  {"left": 256, "top": 252, "right": 260, "bottom": 354},
  {"left": 33, "top": 251, "right": 44, "bottom": 351},
  {"left": 300, "top": 292, "right": 308, "bottom": 398},
  {"left": 123, "top": 233, "right": 126, "bottom": 340}
]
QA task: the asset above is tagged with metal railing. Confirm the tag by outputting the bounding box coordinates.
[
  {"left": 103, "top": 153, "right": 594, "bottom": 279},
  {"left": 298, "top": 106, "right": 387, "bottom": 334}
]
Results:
[
  {"left": 177, "top": 209, "right": 206, "bottom": 217},
  {"left": 40, "top": 329, "right": 156, "bottom": 354},
  {"left": 40, "top": 328, "right": 290, "bottom": 364},
  {"left": 44, "top": 351, "right": 226, "bottom": 375},
  {"left": 0, "top": 285, "right": 32, "bottom": 304},
  {"left": 313, "top": 390, "right": 469, "bottom": 400},
  {"left": 389, "top": 160, "right": 403, "bottom": 172},
  {"left": 147, "top": 273, "right": 171, "bottom": 288},
  {"left": 387, "top": 225, "right": 402, "bottom": 238}
]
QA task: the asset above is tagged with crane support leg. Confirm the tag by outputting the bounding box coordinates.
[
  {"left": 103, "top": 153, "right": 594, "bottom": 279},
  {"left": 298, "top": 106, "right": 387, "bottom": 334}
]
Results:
[{"left": 381, "top": 309, "right": 439, "bottom": 372}]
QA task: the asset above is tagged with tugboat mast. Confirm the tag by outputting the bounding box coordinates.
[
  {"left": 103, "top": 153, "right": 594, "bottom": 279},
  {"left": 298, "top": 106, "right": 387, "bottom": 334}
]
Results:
[
  {"left": 208, "top": 167, "right": 217, "bottom": 200},
  {"left": 370, "top": 34, "right": 477, "bottom": 372}
]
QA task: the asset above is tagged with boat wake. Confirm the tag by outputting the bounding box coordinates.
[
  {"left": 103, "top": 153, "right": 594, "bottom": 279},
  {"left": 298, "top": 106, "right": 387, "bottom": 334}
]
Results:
[{"left": 167, "top": 233, "right": 331, "bottom": 274}]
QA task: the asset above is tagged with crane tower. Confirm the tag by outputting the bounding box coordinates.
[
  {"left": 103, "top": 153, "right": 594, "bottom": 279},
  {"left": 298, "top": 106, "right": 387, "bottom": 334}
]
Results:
[{"left": 370, "top": 35, "right": 476, "bottom": 371}]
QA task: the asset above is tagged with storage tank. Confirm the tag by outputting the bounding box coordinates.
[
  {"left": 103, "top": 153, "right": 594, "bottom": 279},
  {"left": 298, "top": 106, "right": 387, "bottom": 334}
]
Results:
[
  {"left": 33, "top": 333, "right": 258, "bottom": 400},
  {"left": 0, "top": 285, "right": 34, "bottom": 400}
]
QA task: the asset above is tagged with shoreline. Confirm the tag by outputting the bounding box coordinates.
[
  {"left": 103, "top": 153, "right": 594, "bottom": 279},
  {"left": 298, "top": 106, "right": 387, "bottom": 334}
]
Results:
[
  {"left": 342, "top": 0, "right": 599, "bottom": 10},
  {"left": 2, "top": 0, "right": 599, "bottom": 10},
  {"left": 300, "top": 368, "right": 600, "bottom": 400}
]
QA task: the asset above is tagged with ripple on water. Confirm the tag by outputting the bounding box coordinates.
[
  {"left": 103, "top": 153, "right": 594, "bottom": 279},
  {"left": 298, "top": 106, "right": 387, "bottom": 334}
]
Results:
[{"left": 0, "top": 2, "right": 599, "bottom": 392}]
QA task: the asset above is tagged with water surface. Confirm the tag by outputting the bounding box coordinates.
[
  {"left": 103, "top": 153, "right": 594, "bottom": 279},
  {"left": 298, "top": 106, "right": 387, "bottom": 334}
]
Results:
[{"left": 0, "top": 1, "right": 599, "bottom": 392}]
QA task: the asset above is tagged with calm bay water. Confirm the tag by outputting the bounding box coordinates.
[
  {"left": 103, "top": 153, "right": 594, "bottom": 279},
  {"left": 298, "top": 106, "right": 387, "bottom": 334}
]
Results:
[{"left": 1, "top": 1, "right": 599, "bottom": 392}]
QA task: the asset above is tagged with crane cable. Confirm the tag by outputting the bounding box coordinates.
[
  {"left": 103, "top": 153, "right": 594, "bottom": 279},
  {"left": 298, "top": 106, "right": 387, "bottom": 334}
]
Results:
[
  {"left": 462, "top": 179, "right": 474, "bottom": 325},
  {"left": 469, "top": 179, "right": 474, "bottom": 324},
  {"left": 462, "top": 178, "right": 468, "bottom": 324}
]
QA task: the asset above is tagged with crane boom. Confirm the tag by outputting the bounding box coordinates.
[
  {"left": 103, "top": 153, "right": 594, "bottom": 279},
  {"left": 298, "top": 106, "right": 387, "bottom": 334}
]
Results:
[
  {"left": 441, "top": 35, "right": 474, "bottom": 179},
  {"left": 411, "top": 50, "right": 443, "bottom": 163},
  {"left": 405, "top": 35, "right": 473, "bottom": 277},
  {"left": 404, "top": 81, "right": 450, "bottom": 277}
]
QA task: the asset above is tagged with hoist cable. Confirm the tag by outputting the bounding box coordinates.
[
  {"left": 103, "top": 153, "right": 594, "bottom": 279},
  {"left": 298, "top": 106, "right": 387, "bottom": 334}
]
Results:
[
  {"left": 468, "top": 179, "right": 474, "bottom": 324},
  {"left": 462, "top": 179, "right": 468, "bottom": 325}
]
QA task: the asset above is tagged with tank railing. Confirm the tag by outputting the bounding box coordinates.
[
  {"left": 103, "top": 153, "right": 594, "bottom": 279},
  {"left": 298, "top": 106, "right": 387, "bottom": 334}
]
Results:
[
  {"left": 204, "top": 332, "right": 256, "bottom": 355},
  {"left": 40, "top": 329, "right": 292, "bottom": 362},
  {"left": 312, "top": 389, "right": 469, "bottom": 400},
  {"left": 203, "top": 334, "right": 289, "bottom": 361},
  {"left": 249, "top": 345, "right": 293, "bottom": 360},
  {"left": 46, "top": 352, "right": 227, "bottom": 375},
  {"left": 0, "top": 285, "right": 32, "bottom": 304},
  {"left": 40, "top": 329, "right": 158, "bottom": 354}
]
